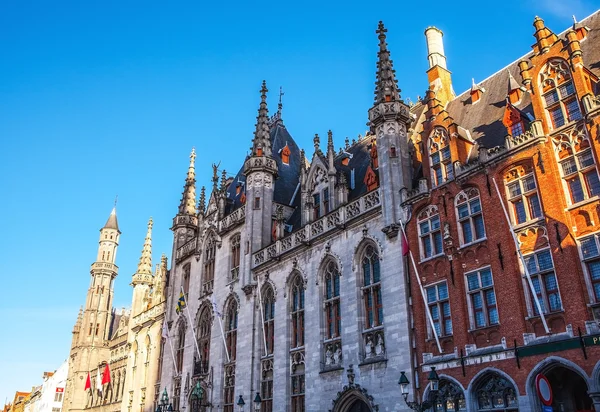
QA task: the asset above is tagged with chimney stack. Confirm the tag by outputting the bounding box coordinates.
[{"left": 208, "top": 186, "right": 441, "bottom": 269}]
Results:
[{"left": 424, "top": 27, "right": 454, "bottom": 106}]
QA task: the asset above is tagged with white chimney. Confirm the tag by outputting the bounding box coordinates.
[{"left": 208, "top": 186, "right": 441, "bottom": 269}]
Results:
[{"left": 425, "top": 27, "right": 447, "bottom": 70}]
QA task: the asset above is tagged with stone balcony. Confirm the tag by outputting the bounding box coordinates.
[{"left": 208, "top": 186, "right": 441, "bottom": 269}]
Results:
[{"left": 252, "top": 189, "right": 381, "bottom": 268}]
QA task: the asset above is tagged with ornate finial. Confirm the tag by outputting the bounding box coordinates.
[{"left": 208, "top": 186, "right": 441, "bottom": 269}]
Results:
[
  {"left": 198, "top": 186, "right": 206, "bottom": 214},
  {"left": 374, "top": 21, "right": 400, "bottom": 104},
  {"left": 507, "top": 70, "right": 520, "bottom": 93},
  {"left": 278, "top": 86, "right": 284, "bottom": 115},
  {"left": 178, "top": 148, "right": 197, "bottom": 215},
  {"left": 313, "top": 133, "right": 321, "bottom": 154},
  {"left": 327, "top": 130, "right": 334, "bottom": 152},
  {"left": 212, "top": 162, "right": 219, "bottom": 189},
  {"left": 136, "top": 217, "right": 153, "bottom": 276},
  {"left": 114, "top": 195, "right": 118, "bottom": 208},
  {"left": 344, "top": 137, "right": 350, "bottom": 149},
  {"left": 251, "top": 80, "right": 271, "bottom": 157},
  {"left": 220, "top": 169, "right": 227, "bottom": 191}
]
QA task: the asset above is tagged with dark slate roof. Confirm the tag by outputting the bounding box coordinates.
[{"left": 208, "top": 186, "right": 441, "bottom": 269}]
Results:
[
  {"left": 224, "top": 120, "right": 302, "bottom": 216},
  {"left": 444, "top": 10, "right": 600, "bottom": 149},
  {"left": 108, "top": 310, "right": 128, "bottom": 340},
  {"left": 333, "top": 137, "right": 378, "bottom": 202}
]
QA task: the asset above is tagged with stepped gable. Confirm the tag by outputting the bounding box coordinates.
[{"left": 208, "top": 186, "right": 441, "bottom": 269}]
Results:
[
  {"left": 224, "top": 121, "right": 302, "bottom": 215},
  {"left": 445, "top": 10, "right": 600, "bottom": 149}
]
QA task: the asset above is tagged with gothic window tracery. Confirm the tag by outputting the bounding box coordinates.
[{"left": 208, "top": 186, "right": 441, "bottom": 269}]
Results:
[
  {"left": 322, "top": 261, "right": 342, "bottom": 368},
  {"left": 176, "top": 325, "right": 185, "bottom": 374},
  {"left": 540, "top": 58, "right": 582, "bottom": 129},
  {"left": 230, "top": 234, "right": 241, "bottom": 282},
  {"left": 361, "top": 244, "right": 385, "bottom": 360},
  {"left": 429, "top": 127, "right": 453, "bottom": 187},
  {"left": 289, "top": 274, "right": 305, "bottom": 412},
  {"left": 196, "top": 306, "right": 211, "bottom": 375},
  {"left": 203, "top": 233, "right": 216, "bottom": 294},
  {"left": 503, "top": 165, "right": 543, "bottom": 225},
  {"left": 261, "top": 285, "right": 275, "bottom": 412},
  {"left": 552, "top": 126, "right": 600, "bottom": 205},
  {"left": 223, "top": 299, "right": 238, "bottom": 412},
  {"left": 431, "top": 379, "right": 465, "bottom": 411},
  {"left": 418, "top": 206, "right": 444, "bottom": 259},
  {"left": 473, "top": 373, "right": 518, "bottom": 411}
]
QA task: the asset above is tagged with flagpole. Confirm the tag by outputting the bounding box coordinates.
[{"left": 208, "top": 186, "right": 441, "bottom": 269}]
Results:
[
  {"left": 211, "top": 295, "right": 230, "bottom": 363},
  {"left": 162, "top": 322, "right": 179, "bottom": 376},
  {"left": 492, "top": 178, "right": 550, "bottom": 334},
  {"left": 255, "top": 275, "right": 269, "bottom": 354},
  {"left": 180, "top": 286, "right": 203, "bottom": 360},
  {"left": 400, "top": 221, "right": 443, "bottom": 353}
]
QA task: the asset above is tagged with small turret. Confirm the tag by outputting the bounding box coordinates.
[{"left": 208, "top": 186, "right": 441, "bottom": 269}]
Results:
[
  {"left": 532, "top": 16, "right": 558, "bottom": 55},
  {"left": 131, "top": 218, "right": 154, "bottom": 316},
  {"left": 178, "top": 148, "right": 197, "bottom": 216}
]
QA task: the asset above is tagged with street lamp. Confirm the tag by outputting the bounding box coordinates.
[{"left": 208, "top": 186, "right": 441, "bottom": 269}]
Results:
[
  {"left": 398, "top": 367, "right": 439, "bottom": 412},
  {"left": 190, "top": 382, "right": 204, "bottom": 412},
  {"left": 253, "top": 392, "right": 261, "bottom": 412},
  {"left": 237, "top": 395, "right": 245, "bottom": 411},
  {"left": 155, "top": 389, "right": 174, "bottom": 412}
]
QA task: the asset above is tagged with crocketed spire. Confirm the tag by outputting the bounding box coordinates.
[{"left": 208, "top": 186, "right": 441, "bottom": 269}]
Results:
[
  {"left": 178, "top": 148, "right": 197, "bottom": 215},
  {"left": 374, "top": 21, "right": 401, "bottom": 104},
  {"left": 198, "top": 186, "right": 206, "bottom": 215},
  {"left": 136, "top": 218, "right": 153, "bottom": 276},
  {"left": 251, "top": 81, "right": 271, "bottom": 157}
]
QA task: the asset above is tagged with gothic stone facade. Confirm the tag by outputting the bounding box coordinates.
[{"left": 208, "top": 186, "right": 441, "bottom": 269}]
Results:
[{"left": 158, "top": 24, "right": 415, "bottom": 412}]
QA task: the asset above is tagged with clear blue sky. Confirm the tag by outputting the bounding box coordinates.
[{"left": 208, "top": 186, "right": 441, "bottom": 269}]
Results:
[{"left": 0, "top": 0, "right": 596, "bottom": 404}]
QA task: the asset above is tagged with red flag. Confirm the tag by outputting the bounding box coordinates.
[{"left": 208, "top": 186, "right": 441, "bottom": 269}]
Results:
[
  {"left": 84, "top": 372, "right": 91, "bottom": 391},
  {"left": 101, "top": 364, "right": 111, "bottom": 385},
  {"left": 402, "top": 231, "right": 410, "bottom": 256}
]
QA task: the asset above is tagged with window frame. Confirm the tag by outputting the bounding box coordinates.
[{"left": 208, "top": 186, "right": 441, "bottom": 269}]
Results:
[
  {"left": 203, "top": 234, "right": 217, "bottom": 294},
  {"left": 455, "top": 189, "right": 486, "bottom": 246},
  {"left": 417, "top": 206, "right": 444, "bottom": 260},
  {"left": 465, "top": 267, "right": 499, "bottom": 330},
  {"left": 577, "top": 232, "right": 600, "bottom": 305},
  {"left": 425, "top": 281, "right": 452, "bottom": 338},
  {"left": 504, "top": 171, "right": 543, "bottom": 226},
  {"left": 539, "top": 59, "right": 582, "bottom": 131}
]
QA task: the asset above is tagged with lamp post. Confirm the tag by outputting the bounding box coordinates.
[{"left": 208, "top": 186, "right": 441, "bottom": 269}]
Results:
[
  {"left": 155, "top": 389, "right": 174, "bottom": 412},
  {"left": 398, "top": 367, "right": 440, "bottom": 412},
  {"left": 190, "top": 382, "right": 204, "bottom": 412},
  {"left": 237, "top": 395, "right": 245, "bottom": 412},
  {"left": 253, "top": 392, "right": 261, "bottom": 412}
]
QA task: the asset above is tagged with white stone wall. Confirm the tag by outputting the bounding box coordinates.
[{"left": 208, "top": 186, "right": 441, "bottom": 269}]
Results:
[{"left": 37, "top": 360, "right": 68, "bottom": 412}]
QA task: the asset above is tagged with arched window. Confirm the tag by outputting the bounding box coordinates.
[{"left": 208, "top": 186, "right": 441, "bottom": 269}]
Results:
[
  {"left": 223, "top": 299, "right": 238, "bottom": 412},
  {"left": 203, "top": 233, "right": 217, "bottom": 294},
  {"left": 230, "top": 234, "right": 241, "bottom": 282},
  {"left": 429, "top": 128, "right": 453, "bottom": 187},
  {"left": 473, "top": 373, "right": 518, "bottom": 411},
  {"left": 260, "top": 285, "right": 275, "bottom": 412},
  {"left": 553, "top": 126, "right": 600, "bottom": 205},
  {"left": 323, "top": 261, "right": 342, "bottom": 368},
  {"left": 524, "top": 249, "right": 562, "bottom": 314},
  {"left": 176, "top": 326, "right": 185, "bottom": 374},
  {"left": 361, "top": 244, "right": 385, "bottom": 360},
  {"left": 455, "top": 188, "right": 486, "bottom": 245},
  {"left": 196, "top": 306, "right": 211, "bottom": 375},
  {"left": 418, "top": 206, "right": 443, "bottom": 259},
  {"left": 431, "top": 379, "right": 466, "bottom": 411},
  {"left": 289, "top": 274, "right": 305, "bottom": 412},
  {"left": 157, "top": 337, "right": 164, "bottom": 381},
  {"left": 539, "top": 58, "right": 582, "bottom": 130}
]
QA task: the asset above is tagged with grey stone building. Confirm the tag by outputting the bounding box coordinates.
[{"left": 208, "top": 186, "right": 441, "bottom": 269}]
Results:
[{"left": 158, "top": 22, "right": 416, "bottom": 412}]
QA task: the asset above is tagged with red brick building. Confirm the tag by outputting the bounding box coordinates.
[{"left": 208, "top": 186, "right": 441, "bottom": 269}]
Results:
[{"left": 402, "top": 11, "right": 600, "bottom": 412}]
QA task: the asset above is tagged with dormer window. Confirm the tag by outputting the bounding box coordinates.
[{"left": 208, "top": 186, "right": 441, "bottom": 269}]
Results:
[
  {"left": 281, "top": 144, "right": 291, "bottom": 165},
  {"left": 540, "top": 59, "right": 582, "bottom": 130},
  {"left": 510, "top": 122, "right": 524, "bottom": 137}
]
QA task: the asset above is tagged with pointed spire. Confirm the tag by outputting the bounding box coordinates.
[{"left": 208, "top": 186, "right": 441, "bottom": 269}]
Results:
[
  {"left": 345, "top": 137, "right": 350, "bottom": 150},
  {"left": 327, "top": 130, "right": 334, "bottom": 153},
  {"left": 136, "top": 218, "right": 153, "bottom": 276},
  {"left": 471, "top": 78, "right": 481, "bottom": 93},
  {"left": 103, "top": 207, "right": 119, "bottom": 231},
  {"left": 374, "top": 21, "right": 401, "bottom": 104},
  {"left": 198, "top": 186, "right": 206, "bottom": 214},
  {"left": 251, "top": 80, "right": 272, "bottom": 157},
  {"left": 178, "top": 148, "right": 197, "bottom": 215}
]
